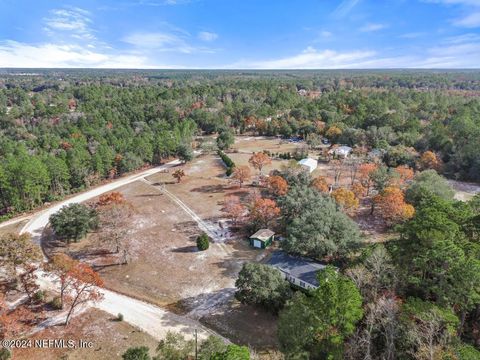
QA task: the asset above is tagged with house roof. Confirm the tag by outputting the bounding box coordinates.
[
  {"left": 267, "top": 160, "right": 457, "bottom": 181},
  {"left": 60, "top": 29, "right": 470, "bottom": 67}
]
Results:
[
  {"left": 267, "top": 251, "right": 327, "bottom": 287},
  {"left": 250, "top": 229, "right": 275, "bottom": 241},
  {"left": 337, "top": 146, "right": 352, "bottom": 153},
  {"left": 328, "top": 145, "right": 352, "bottom": 155},
  {"left": 298, "top": 158, "right": 318, "bottom": 169}
]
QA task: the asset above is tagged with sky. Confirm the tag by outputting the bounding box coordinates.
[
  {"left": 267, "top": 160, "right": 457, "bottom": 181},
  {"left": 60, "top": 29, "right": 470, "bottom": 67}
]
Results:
[{"left": 0, "top": 0, "right": 479, "bottom": 69}]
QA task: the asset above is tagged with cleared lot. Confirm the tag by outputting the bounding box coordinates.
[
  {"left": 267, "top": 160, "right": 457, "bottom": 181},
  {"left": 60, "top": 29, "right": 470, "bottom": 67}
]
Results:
[{"left": 14, "top": 308, "right": 158, "bottom": 360}]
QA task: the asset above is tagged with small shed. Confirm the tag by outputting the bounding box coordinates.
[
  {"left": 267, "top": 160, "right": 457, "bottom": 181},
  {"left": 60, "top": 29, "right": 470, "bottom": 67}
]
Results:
[
  {"left": 249, "top": 229, "right": 275, "bottom": 249},
  {"left": 298, "top": 158, "right": 318, "bottom": 173}
]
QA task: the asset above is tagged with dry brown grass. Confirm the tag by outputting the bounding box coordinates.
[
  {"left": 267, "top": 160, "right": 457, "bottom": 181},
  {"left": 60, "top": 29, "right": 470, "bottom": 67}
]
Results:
[
  {"left": 232, "top": 136, "right": 301, "bottom": 154},
  {"left": 0, "top": 219, "right": 28, "bottom": 237},
  {"left": 202, "top": 300, "right": 279, "bottom": 351},
  {"left": 14, "top": 308, "right": 158, "bottom": 360}
]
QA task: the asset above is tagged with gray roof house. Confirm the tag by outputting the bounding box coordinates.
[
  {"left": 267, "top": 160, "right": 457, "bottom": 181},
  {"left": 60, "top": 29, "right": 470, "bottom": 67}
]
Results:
[{"left": 267, "top": 251, "right": 327, "bottom": 290}]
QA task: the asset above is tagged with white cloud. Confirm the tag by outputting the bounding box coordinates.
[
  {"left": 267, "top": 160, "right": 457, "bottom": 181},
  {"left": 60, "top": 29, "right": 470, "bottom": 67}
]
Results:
[
  {"left": 444, "top": 32, "right": 480, "bottom": 42},
  {"left": 453, "top": 11, "right": 480, "bottom": 27},
  {"left": 198, "top": 31, "right": 218, "bottom": 42},
  {"left": 359, "top": 23, "right": 387, "bottom": 32},
  {"left": 163, "top": 0, "right": 192, "bottom": 4},
  {"left": 123, "top": 32, "right": 189, "bottom": 50},
  {"left": 332, "top": 0, "right": 361, "bottom": 18},
  {"left": 123, "top": 31, "right": 216, "bottom": 53},
  {"left": 224, "top": 33, "right": 480, "bottom": 69},
  {"left": 230, "top": 47, "right": 376, "bottom": 69},
  {"left": 0, "top": 40, "right": 161, "bottom": 68},
  {"left": 425, "top": 0, "right": 480, "bottom": 27},
  {"left": 44, "top": 7, "right": 95, "bottom": 41},
  {"left": 320, "top": 31, "right": 333, "bottom": 38}
]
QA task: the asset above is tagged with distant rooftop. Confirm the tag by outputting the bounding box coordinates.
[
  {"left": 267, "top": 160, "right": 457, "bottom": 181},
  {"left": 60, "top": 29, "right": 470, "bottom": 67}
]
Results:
[{"left": 266, "top": 251, "right": 327, "bottom": 287}]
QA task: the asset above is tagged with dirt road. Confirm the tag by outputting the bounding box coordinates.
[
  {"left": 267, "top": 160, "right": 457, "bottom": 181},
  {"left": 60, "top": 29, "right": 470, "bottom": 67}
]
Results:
[{"left": 20, "top": 160, "right": 182, "bottom": 243}]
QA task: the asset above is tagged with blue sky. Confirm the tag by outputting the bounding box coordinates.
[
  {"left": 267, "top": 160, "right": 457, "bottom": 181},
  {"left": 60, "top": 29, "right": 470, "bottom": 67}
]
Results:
[{"left": 0, "top": 0, "right": 479, "bottom": 68}]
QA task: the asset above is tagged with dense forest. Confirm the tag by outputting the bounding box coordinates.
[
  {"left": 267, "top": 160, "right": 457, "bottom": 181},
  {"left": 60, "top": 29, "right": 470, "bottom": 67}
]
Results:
[{"left": 0, "top": 69, "right": 479, "bottom": 218}]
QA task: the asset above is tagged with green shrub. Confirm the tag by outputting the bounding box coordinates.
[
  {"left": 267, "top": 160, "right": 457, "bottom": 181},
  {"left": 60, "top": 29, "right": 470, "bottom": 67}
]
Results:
[
  {"left": 117, "top": 313, "right": 124, "bottom": 321},
  {"left": 122, "top": 346, "right": 151, "bottom": 360},
  {"left": 50, "top": 296, "right": 62, "bottom": 310},
  {"left": 0, "top": 348, "right": 11, "bottom": 360},
  {"left": 218, "top": 150, "right": 236, "bottom": 176},
  {"left": 197, "top": 233, "right": 210, "bottom": 251},
  {"left": 33, "top": 290, "right": 46, "bottom": 302}
]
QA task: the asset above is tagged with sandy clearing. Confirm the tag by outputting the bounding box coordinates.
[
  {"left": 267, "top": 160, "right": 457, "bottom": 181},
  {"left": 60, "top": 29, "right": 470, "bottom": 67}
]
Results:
[{"left": 16, "top": 158, "right": 223, "bottom": 342}]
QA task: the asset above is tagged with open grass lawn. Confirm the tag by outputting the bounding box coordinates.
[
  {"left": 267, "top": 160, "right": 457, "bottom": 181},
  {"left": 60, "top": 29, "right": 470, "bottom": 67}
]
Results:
[{"left": 14, "top": 308, "right": 158, "bottom": 360}]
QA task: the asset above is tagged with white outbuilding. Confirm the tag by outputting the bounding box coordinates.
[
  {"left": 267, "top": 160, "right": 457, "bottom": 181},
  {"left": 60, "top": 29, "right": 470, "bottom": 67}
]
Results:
[
  {"left": 329, "top": 145, "right": 352, "bottom": 158},
  {"left": 298, "top": 158, "right": 318, "bottom": 173}
]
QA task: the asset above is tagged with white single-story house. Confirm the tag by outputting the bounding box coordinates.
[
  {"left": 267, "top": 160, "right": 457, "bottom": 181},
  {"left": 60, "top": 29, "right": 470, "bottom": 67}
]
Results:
[
  {"left": 267, "top": 251, "right": 327, "bottom": 290},
  {"left": 329, "top": 145, "right": 352, "bottom": 158},
  {"left": 298, "top": 158, "right": 318, "bottom": 173}
]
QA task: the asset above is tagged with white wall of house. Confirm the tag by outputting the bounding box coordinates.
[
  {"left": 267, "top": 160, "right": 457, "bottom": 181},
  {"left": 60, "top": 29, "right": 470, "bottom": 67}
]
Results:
[{"left": 277, "top": 269, "right": 317, "bottom": 290}]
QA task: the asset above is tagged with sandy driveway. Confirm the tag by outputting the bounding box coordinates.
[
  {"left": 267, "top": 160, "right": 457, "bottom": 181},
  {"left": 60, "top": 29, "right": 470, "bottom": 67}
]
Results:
[
  {"left": 16, "top": 159, "right": 220, "bottom": 341},
  {"left": 449, "top": 179, "right": 480, "bottom": 201}
]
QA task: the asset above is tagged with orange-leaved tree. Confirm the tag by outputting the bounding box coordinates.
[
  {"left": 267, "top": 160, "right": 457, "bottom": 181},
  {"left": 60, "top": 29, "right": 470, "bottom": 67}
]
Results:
[
  {"left": 249, "top": 198, "right": 280, "bottom": 228},
  {"left": 358, "top": 163, "right": 378, "bottom": 196},
  {"left": 326, "top": 125, "right": 342, "bottom": 140},
  {"left": 222, "top": 195, "right": 246, "bottom": 225},
  {"left": 232, "top": 166, "right": 251, "bottom": 188},
  {"left": 311, "top": 176, "right": 330, "bottom": 193},
  {"left": 394, "top": 165, "right": 414, "bottom": 186},
  {"left": 351, "top": 182, "right": 366, "bottom": 199},
  {"left": 249, "top": 152, "right": 271, "bottom": 175},
  {"left": 96, "top": 192, "right": 125, "bottom": 207},
  {"left": 64, "top": 263, "right": 104, "bottom": 326},
  {"left": 374, "top": 186, "right": 415, "bottom": 225},
  {"left": 418, "top": 150, "right": 441, "bottom": 171},
  {"left": 266, "top": 175, "right": 288, "bottom": 196},
  {"left": 332, "top": 188, "right": 359, "bottom": 212},
  {"left": 44, "top": 254, "right": 79, "bottom": 309}
]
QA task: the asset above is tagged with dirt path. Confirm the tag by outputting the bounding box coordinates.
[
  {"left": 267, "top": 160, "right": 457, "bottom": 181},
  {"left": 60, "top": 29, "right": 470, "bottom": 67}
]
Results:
[
  {"left": 140, "top": 178, "right": 231, "bottom": 255},
  {"left": 139, "top": 178, "right": 239, "bottom": 318},
  {"left": 16, "top": 159, "right": 223, "bottom": 342}
]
